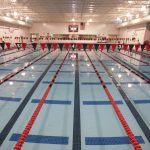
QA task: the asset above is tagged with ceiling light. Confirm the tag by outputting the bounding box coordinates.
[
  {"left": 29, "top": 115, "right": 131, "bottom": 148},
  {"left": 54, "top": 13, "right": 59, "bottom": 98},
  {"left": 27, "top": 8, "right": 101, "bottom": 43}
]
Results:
[
  {"left": 89, "top": 18, "right": 92, "bottom": 22},
  {"left": 128, "top": 1, "right": 133, "bottom": 4},
  {"left": 25, "top": 16, "right": 29, "bottom": 20},
  {"left": 87, "top": 63, "right": 90, "bottom": 67},
  {"left": 89, "top": 8, "right": 93, "bottom": 11},
  {"left": 126, "top": 13, "right": 131, "bottom": 17},
  {"left": 72, "top": 18, "right": 75, "bottom": 22},
  {"left": 3, "top": 16, "right": 14, "bottom": 22},
  {"left": 10, "top": 0, "right": 17, "bottom": 3},
  {"left": 72, "top": 4, "right": 76, "bottom": 8},
  {"left": 141, "top": 5, "right": 146, "bottom": 11},
  {"left": 13, "top": 11, "right": 18, "bottom": 17}
]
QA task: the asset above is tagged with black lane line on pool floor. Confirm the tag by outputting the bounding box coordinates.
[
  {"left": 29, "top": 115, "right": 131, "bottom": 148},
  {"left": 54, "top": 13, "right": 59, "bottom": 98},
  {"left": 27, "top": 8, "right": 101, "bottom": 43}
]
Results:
[
  {"left": 73, "top": 53, "right": 81, "bottom": 150},
  {"left": 103, "top": 52, "right": 150, "bottom": 83},
  {"left": 0, "top": 51, "right": 61, "bottom": 146},
  {"left": 95, "top": 52, "right": 150, "bottom": 142}
]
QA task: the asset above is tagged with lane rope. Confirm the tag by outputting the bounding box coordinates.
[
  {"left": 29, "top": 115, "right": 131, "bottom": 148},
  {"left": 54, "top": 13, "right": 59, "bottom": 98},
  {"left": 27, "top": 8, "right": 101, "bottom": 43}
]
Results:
[
  {"left": 13, "top": 51, "right": 69, "bottom": 150},
  {"left": 118, "top": 51, "right": 150, "bottom": 66},
  {"left": 0, "top": 49, "right": 56, "bottom": 85},
  {"left": 102, "top": 51, "right": 150, "bottom": 84},
  {"left": 85, "top": 51, "right": 142, "bottom": 150}
]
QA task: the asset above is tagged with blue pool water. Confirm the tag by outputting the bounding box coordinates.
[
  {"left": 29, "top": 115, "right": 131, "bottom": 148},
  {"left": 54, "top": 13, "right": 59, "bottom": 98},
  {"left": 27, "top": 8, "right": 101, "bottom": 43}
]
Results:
[{"left": 0, "top": 48, "right": 150, "bottom": 150}]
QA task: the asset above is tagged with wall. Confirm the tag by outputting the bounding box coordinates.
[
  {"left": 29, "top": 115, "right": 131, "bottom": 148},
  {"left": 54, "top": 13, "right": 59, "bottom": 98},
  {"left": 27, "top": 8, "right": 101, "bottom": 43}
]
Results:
[
  {"left": 118, "top": 23, "right": 147, "bottom": 44},
  {"left": 144, "top": 23, "right": 150, "bottom": 41},
  {"left": 30, "top": 23, "right": 118, "bottom": 36},
  {"left": 0, "top": 21, "right": 30, "bottom": 43}
]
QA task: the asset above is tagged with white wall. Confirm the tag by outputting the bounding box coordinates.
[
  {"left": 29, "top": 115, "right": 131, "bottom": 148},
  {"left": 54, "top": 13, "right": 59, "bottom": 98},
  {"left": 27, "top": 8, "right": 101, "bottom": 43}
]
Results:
[
  {"left": 0, "top": 21, "right": 30, "bottom": 43},
  {"left": 30, "top": 23, "right": 118, "bottom": 36},
  {"left": 118, "top": 23, "right": 147, "bottom": 44},
  {"left": 144, "top": 23, "right": 150, "bottom": 42}
]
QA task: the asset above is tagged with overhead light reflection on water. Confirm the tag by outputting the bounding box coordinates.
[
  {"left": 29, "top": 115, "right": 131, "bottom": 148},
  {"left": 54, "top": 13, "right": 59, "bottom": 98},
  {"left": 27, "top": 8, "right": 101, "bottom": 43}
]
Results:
[
  {"left": 128, "top": 83, "right": 132, "bottom": 88},
  {"left": 31, "top": 66, "right": 34, "bottom": 70},
  {"left": 21, "top": 72, "right": 26, "bottom": 76},
  {"left": 87, "top": 63, "right": 90, "bottom": 67},
  {"left": 9, "top": 81, "right": 14, "bottom": 85},
  {"left": 111, "top": 68, "right": 114, "bottom": 71},
  {"left": 118, "top": 74, "right": 122, "bottom": 78}
]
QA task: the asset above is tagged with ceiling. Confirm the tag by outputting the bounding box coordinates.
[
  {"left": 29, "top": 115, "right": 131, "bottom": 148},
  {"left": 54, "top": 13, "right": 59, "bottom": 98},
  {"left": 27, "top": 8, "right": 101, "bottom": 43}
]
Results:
[{"left": 0, "top": 0, "right": 150, "bottom": 24}]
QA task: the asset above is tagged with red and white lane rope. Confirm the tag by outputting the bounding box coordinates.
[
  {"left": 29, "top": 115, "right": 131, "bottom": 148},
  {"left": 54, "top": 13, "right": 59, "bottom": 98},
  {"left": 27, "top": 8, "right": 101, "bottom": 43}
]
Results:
[
  {"left": 85, "top": 51, "right": 142, "bottom": 150},
  {"left": 13, "top": 51, "right": 69, "bottom": 150}
]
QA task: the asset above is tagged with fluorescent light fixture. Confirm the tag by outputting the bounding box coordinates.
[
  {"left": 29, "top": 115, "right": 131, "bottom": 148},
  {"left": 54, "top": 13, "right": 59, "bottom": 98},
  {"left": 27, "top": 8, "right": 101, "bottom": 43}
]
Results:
[
  {"left": 141, "top": 5, "right": 146, "bottom": 11},
  {"left": 3, "top": 16, "right": 14, "bottom": 22},
  {"left": 72, "top": 18, "right": 75, "bottom": 22},
  {"left": 128, "top": 1, "right": 133, "bottom": 4},
  {"left": 89, "top": 18, "right": 92, "bottom": 22},
  {"left": 10, "top": 0, "right": 17, "bottom": 2},
  {"left": 25, "top": 16, "right": 29, "bottom": 21},
  {"left": 127, "top": 13, "right": 132, "bottom": 17},
  {"left": 13, "top": 11, "right": 18, "bottom": 17},
  {"left": 17, "top": 20, "right": 26, "bottom": 25}
]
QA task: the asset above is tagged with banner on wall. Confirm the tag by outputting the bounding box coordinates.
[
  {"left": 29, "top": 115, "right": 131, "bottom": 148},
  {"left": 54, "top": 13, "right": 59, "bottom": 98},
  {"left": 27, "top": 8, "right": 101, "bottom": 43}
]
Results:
[
  {"left": 59, "top": 43, "right": 64, "bottom": 51},
  {"left": 0, "top": 43, "right": 5, "bottom": 50},
  {"left": 129, "top": 44, "right": 134, "bottom": 52},
  {"left": 94, "top": 44, "right": 99, "bottom": 51},
  {"left": 47, "top": 43, "right": 51, "bottom": 51},
  {"left": 6, "top": 43, "right": 11, "bottom": 49},
  {"left": 68, "top": 25, "right": 78, "bottom": 32}
]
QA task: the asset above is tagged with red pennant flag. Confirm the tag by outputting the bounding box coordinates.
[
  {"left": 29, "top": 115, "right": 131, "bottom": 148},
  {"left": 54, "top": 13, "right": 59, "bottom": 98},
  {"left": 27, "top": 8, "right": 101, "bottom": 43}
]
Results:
[
  {"left": 77, "top": 43, "right": 82, "bottom": 51},
  {"left": 99, "top": 44, "right": 105, "bottom": 51},
  {"left": 22, "top": 43, "right": 27, "bottom": 50},
  {"left": 64, "top": 43, "right": 70, "bottom": 51},
  {"left": 53, "top": 43, "right": 58, "bottom": 49},
  {"left": 6, "top": 42, "right": 11, "bottom": 49},
  {"left": 111, "top": 44, "right": 117, "bottom": 51},
  {"left": 146, "top": 43, "right": 150, "bottom": 51},
  {"left": 135, "top": 44, "right": 140, "bottom": 51},
  {"left": 40, "top": 43, "right": 46, "bottom": 50},
  {"left": 88, "top": 44, "right": 93, "bottom": 51},
  {"left": 123, "top": 44, "right": 128, "bottom": 51}
]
